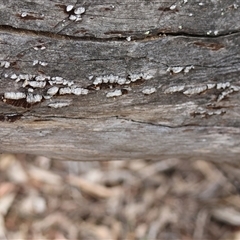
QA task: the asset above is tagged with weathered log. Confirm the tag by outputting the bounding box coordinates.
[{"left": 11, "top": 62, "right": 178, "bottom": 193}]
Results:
[{"left": 0, "top": 0, "right": 240, "bottom": 161}]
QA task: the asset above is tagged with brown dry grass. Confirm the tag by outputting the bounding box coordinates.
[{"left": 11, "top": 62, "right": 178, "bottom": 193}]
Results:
[{"left": 0, "top": 154, "right": 240, "bottom": 240}]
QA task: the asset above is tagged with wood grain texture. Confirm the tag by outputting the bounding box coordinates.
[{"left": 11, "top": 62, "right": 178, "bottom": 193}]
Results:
[
  {"left": 0, "top": 0, "right": 239, "bottom": 38},
  {"left": 0, "top": 0, "right": 240, "bottom": 161}
]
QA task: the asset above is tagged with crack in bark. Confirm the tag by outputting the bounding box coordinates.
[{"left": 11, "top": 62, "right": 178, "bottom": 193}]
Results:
[
  {"left": 19, "top": 114, "right": 226, "bottom": 130},
  {"left": 15, "top": 114, "right": 240, "bottom": 131},
  {"left": 21, "top": 114, "right": 175, "bottom": 128},
  {"left": 116, "top": 116, "right": 178, "bottom": 129},
  {"left": 0, "top": 24, "right": 239, "bottom": 43}
]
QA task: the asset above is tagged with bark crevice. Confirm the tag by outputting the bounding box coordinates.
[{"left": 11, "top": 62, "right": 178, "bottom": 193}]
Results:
[{"left": 0, "top": 24, "right": 240, "bottom": 43}]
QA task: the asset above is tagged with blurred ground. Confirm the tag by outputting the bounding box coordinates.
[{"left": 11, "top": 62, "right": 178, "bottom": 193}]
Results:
[{"left": 0, "top": 154, "right": 240, "bottom": 240}]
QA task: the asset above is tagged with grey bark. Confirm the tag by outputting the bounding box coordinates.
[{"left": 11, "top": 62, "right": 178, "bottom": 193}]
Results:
[{"left": 0, "top": 0, "right": 240, "bottom": 161}]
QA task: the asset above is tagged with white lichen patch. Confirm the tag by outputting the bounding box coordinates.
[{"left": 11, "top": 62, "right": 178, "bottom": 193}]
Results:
[
  {"left": 230, "top": 85, "right": 240, "bottom": 92},
  {"left": 126, "top": 36, "right": 131, "bottom": 42},
  {"left": 106, "top": 89, "right": 122, "bottom": 98},
  {"left": 193, "top": 108, "right": 226, "bottom": 118},
  {"left": 233, "top": 3, "right": 239, "bottom": 9},
  {"left": 51, "top": 76, "right": 63, "bottom": 83},
  {"left": 93, "top": 77, "right": 103, "bottom": 85},
  {"left": 21, "top": 80, "right": 28, "bottom": 87},
  {"left": 217, "top": 89, "right": 234, "bottom": 102},
  {"left": 28, "top": 81, "right": 46, "bottom": 88},
  {"left": 43, "top": 95, "right": 52, "bottom": 100},
  {"left": 170, "top": 4, "right": 177, "bottom": 10},
  {"left": 26, "top": 93, "right": 42, "bottom": 103},
  {"left": 59, "top": 87, "right": 72, "bottom": 95},
  {"left": 33, "top": 60, "right": 39, "bottom": 66},
  {"left": 4, "top": 92, "right": 26, "bottom": 100},
  {"left": 129, "top": 73, "right": 143, "bottom": 82},
  {"left": 108, "top": 75, "right": 116, "bottom": 84},
  {"left": 3, "top": 69, "right": 92, "bottom": 108},
  {"left": 52, "top": 76, "right": 63, "bottom": 83},
  {"left": 163, "top": 81, "right": 238, "bottom": 103},
  {"left": 33, "top": 46, "right": 46, "bottom": 51},
  {"left": 67, "top": 5, "right": 85, "bottom": 22},
  {"left": 206, "top": 83, "right": 216, "bottom": 89},
  {"left": 142, "top": 87, "right": 156, "bottom": 95},
  {"left": 92, "top": 72, "right": 154, "bottom": 87},
  {"left": 74, "top": 7, "right": 85, "bottom": 15},
  {"left": 10, "top": 74, "right": 18, "bottom": 80},
  {"left": 67, "top": 80, "right": 74, "bottom": 87},
  {"left": 66, "top": 5, "right": 74, "bottom": 12},
  {"left": 4, "top": 61, "right": 10, "bottom": 68},
  {"left": 167, "top": 65, "right": 194, "bottom": 74},
  {"left": 35, "top": 75, "right": 48, "bottom": 81},
  {"left": 75, "top": 16, "right": 82, "bottom": 22},
  {"left": 19, "top": 74, "right": 30, "bottom": 81},
  {"left": 0, "top": 61, "right": 10, "bottom": 68},
  {"left": 164, "top": 85, "right": 185, "bottom": 94},
  {"left": 39, "top": 61, "right": 48, "bottom": 66},
  {"left": 62, "top": 79, "right": 70, "bottom": 85},
  {"left": 48, "top": 102, "right": 71, "bottom": 108},
  {"left": 216, "top": 82, "right": 230, "bottom": 90},
  {"left": 79, "top": 88, "right": 89, "bottom": 95},
  {"left": 117, "top": 77, "right": 127, "bottom": 85},
  {"left": 33, "top": 60, "right": 48, "bottom": 67},
  {"left": 102, "top": 75, "right": 110, "bottom": 83},
  {"left": 47, "top": 86, "right": 59, "bottom": 96},
  {"left": 21, "top": 12, "right": 28, "bottom": 17},
  {"left": 183, "top": 85, "right": 207, "bottom": 95},
  {"left": 49, "top": 77, "right": 74, "bottom": 87},
  {"left": 167, "top": 66, "right": 184, "bottom": 74},
  {"left": 28, "top": 88, "right": 34, "bottom": 93},
  {"left": 141, "top": 72, "right": 154, "bottom": 80},
  {"left": 209, "top": 110, "right": 226, "bottom": 115},
  {"left": 71, "top": 87, "right": 89, "bottom": 95},
  {"left": 69, "top": 15, "right": 77, "bottom": 21},
  {"left": 93, "top": 75, "right": 127, "bottom": 85},
  {"left": 184, "top": 65, "right": 194, "bottom": 73}
]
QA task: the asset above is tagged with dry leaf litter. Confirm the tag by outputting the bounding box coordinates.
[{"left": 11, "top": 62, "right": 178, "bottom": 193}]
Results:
[{"left": 0, "top": 154, "right": 240, "bottom": 239}]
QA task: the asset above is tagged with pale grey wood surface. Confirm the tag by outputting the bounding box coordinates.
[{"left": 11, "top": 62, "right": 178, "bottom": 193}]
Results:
[{"left": 0, "top": 0, "right": 240, "bottom": 161}]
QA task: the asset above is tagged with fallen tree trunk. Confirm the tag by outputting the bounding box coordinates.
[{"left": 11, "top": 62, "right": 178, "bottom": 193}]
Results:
[{"left": 0, "top": 0, "right": 240, "bottom": 161}]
